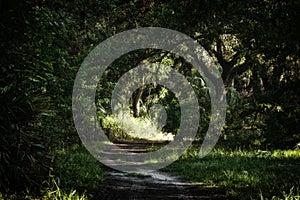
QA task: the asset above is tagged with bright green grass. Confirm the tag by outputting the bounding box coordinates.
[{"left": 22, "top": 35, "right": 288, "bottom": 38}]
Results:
[
  {"left": 163, "top": 147, "right": 300, "bottom": 200},
  {"left": 41, "top": 176, "right": 88, "bottom": 200}
]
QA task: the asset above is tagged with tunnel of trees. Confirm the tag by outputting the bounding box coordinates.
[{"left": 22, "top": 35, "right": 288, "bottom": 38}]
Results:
[{"left": 1, "top": 0, "right": 299, "bottom": 199}]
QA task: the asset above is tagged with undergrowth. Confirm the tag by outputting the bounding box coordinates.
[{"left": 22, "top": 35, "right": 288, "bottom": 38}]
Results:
[
  {"left": 53, "top": 144, "right": 105, "bottom": 195},
  {"left": 0, "top": 144, "right": 105, "bottom": 199},
  {"left": 163, "top": 147, "right": 300, "bottom": 200}
]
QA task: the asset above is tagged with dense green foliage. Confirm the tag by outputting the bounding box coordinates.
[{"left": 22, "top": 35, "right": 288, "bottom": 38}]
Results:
[
  {"left": 1, "top": 0, "right": 299, "bottom": 198},
  {"left": 0, "top": 145, "right": 100, "bottom": 199}
]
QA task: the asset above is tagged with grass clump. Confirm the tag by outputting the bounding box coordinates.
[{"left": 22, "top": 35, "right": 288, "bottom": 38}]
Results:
[
  {"left": 41, "top": 176, "right": 87, "bottom": 200},
  {"left": 258, "top": 186, "right": 300, "bottom": 200},
  {"left": 53, "top": 144, "right": 105, "bottom": 195}
]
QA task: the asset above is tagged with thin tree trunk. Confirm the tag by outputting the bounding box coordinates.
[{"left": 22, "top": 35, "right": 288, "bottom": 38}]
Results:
[{"left": 133, "top": 87, "right": 144, "bottom": 118}]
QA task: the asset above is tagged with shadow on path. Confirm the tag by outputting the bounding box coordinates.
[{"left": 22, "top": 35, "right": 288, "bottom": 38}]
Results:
[
  {"left": 92, "top": 141, "right": 228, "bottom": 200},
  {"left": 93, "top": 170, "right": 228, "bottom": 200}
]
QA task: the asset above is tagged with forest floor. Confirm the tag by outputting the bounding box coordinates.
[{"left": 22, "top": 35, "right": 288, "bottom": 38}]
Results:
[
  {"left": 93, "top": 169, "right": 228, "bottom": 200},
  {"left": 92, "top": 141, "right": 229, "bottom": 200},
  {"left": 54, "top": 141, "right": 300, "bottom": 199}
]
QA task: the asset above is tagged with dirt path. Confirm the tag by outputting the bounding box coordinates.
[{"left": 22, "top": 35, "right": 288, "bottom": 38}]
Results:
[
  {"left": 93, "top": 170, "right": 228, "bottom": 200},
  {"left": 92, "top": 141, "right": 229, "bottom": 200}
]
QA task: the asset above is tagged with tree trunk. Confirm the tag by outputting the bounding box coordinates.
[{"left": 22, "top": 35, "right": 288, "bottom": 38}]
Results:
[{"left": 133, "top": 87, "right": 144, "bottom": 118}]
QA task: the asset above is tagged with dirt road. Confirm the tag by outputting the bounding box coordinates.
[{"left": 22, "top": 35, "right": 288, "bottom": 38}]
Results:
[{"left": 92, "top": 141, "right": 229, "bottom": 200}]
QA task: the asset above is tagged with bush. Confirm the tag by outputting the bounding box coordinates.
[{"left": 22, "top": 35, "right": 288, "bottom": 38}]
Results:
[{"left": 0, "top": 84, "right": 50, "bottom": 192}]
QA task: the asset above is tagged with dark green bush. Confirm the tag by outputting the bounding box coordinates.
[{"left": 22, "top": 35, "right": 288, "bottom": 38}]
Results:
[{"left": 0, "top": 84, "right": 50, "bottom": 192}]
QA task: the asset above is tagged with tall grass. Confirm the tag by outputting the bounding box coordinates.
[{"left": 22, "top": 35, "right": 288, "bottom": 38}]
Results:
[
  {"left": 1, "top": 174, "right": 88, "bottom": 200},
  {"left": 0, "top": 145, "right": 106, "bottom": 199},
  {"left": 258, "top": 186, "right": 300, "bottom": 200},
  {"left": 41, "top": 177, "right": 87, "bottom": 200}
]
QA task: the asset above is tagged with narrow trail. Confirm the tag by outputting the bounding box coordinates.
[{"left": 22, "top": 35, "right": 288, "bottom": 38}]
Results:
[
  {"left": 93, "top": 170, "right": 228, "bottom": 200},
  {"left": 92, "top": 141, "right": 229, "bottom": 200}
]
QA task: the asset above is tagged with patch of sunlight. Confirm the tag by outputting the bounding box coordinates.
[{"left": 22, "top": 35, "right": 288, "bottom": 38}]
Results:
[
  {"left": 115, "top": 113, "right": 174, "bottom": 141},
  {"left": 271, "top": 149, "right": 300, "bottom": 159},
  {"left": 145, "top": 159, "right": 159, "bottom": 164}
]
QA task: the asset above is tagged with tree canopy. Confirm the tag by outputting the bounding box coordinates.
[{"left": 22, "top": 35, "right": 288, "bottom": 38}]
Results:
[{"left": 1, "top": 0, "right": 299, "bottom": 195}]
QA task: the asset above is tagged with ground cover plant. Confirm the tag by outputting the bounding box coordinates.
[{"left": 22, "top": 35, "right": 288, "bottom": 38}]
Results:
[{"left": 164, "top": 147, "right": 300, "bottom": 200}]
